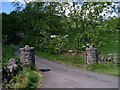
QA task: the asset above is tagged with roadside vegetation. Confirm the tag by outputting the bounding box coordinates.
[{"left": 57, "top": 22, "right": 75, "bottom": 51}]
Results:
[
  {"left": 99, "top": 31, "right": 118, "bottom": 55},
  {"left": 8, "top": 67, "right": 41, "bottom": 89},
  {"left": 86, "top": 64, "right": 118, "bottom": 76},
  {"left": 36, "top": 51, "right": 84, "bottom": 67},
  {"left": 2, "top": 45, "right": 15, "bottom": 67},
  {"left": 0, "top": 61, "right": 1, "bottom": 68},
  {"left": 36, "top": 23, "right": 118, "bottom": 76},
  {"left": 2, "top": 45, "right": 42, "bottom": 89},
  {"left": 36, "top": 50, "right": 118, "bottom": 76},
  {"left": 2, "top": 1, "right": 119, "bottom": 81}
]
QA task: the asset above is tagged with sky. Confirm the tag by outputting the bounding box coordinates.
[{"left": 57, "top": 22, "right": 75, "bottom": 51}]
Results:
[
  {"left": 1, "top": 2, "right": 15, "bottom": 14},
  {"left": 0, "top": 0, "right": 119, "bottom": 17}
]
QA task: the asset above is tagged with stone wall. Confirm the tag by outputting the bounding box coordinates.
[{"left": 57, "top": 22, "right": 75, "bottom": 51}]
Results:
[
  {"left": 85, "top": 46, "right": 99, "bottom": 64},
  {"left": 20, "top": 45, "right": 35, "bottom": 68},
  {"left": 2, "top": 45, "right": 35, "bottom": 85},
  {"left": 85, "top": 46, "right": 119, "bottom": 65},
  {"left": 99, "top": 53, "right": 119, "bottom": 65},
  {"left": 2, "top": 58, "right": 22, "bottom": 83}
]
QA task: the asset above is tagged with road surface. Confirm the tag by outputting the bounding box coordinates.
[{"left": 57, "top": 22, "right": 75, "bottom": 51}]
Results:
[{"left": 35, "top": 56, "right": 118, "bottom": 88}]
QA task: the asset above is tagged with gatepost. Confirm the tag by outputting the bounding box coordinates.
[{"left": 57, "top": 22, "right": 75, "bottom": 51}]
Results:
[
  {"left": 20, "top": 45, "right": 35, "bottom": 68},
  {"left": 85, "top": 46, "right": 99, "bottom": 64}
]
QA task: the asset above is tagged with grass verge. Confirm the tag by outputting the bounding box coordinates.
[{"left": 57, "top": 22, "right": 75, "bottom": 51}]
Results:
[
  {"left": 2, "top": 45, "right": 42, "bottom": 89},
  {"left": 36, "top": 51, "right": 84, "bottom": 68},
  {"left": 84, "top": 63, "right": 118, "bottom": 76},
  {"left": 36, "top": 51, "right": 119, "bottom": 76},
  {"left": 8, "top": 67, "right": 42, "bottom": 89}
]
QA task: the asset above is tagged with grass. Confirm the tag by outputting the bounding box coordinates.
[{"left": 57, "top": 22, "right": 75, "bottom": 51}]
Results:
[
  {"left": 36, "top": 51, "right": 119, "bottom": 76},
  {"left": 8, "top": 67, "right": 42, "bottom": 89},
  {"left": 85, "top": 63, "right": 118, "bottom": 76},
  {"left": 2, "top": 45, "right": 42, "bottom": 89},
  {"left": 36, "top": 51, "right": 84, "bottom": 67},
  {"left": 99, "top": 31, "right": 118, "bottom": 55},
  {"left": 0, "top": 61, "right": 1, "bottom": 68},
  {"left": 35, "top": 31, "right": 119, "bottom": 76},
  {"left": 2, "top": 45, "right": 15, "bottom": 66}
]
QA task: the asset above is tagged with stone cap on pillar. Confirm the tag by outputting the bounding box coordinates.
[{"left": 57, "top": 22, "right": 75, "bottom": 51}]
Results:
[
  {"left": 20, "top": 45, "right": 35, "bottom": 52},
  {"left": 86, "top": 45, "right": 97, "bottom": 51}
]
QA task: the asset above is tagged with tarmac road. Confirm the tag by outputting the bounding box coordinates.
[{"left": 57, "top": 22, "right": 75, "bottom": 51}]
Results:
[{"left": 35, "top": 56, "right": 118, "bottom": 88}]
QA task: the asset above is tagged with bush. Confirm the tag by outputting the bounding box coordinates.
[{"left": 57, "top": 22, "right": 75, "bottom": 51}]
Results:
[
  {"left": 2, "top": 45, "right": 15, "bottom": 66},
  {"left": 9, "top": 74, "right": 29, "bottom": 88},
  {"left": 24, "top": 68, "right": 40, "bottom": 88},
  {"left": 49, "top": 35, "right": 69, "bottom": 54},
  {"left": 9, "top": 67, "right": 41, "bottom": 89}
]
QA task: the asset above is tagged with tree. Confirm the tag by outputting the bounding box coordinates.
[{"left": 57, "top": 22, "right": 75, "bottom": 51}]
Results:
[
  {"left": 57, "top": 2, "right": 118, "bottom": 51},
  {"left": 2, "top": 12, "right": 22, "bottom": 45},
  {"left": 3, "top": 1, "right": 118, "bottom": 54}
]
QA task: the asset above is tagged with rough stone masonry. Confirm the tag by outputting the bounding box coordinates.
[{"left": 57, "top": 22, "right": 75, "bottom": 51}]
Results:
[
  {"left": 2, "top": 58, "right": 22, "bottom": 83},
  {"left": 20, "top": 45, "right": 35, "bottom": 67},
  {"left": 85, "top": 45, "right": 99, "bottom": 64}
]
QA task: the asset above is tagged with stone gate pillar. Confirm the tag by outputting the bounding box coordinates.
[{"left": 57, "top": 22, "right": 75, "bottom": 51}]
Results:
[
  {"left": 85, "top": 46, "right": 99, "bottom": 64},
  {"left": 20, "top": 45, "right": 35, "bottom": 67}
]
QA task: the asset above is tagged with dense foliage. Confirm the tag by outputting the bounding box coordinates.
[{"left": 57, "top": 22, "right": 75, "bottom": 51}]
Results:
[
  {"left": 2, "top": 2, "right": 119, "bottom": 54},
  {"left": 7, "top": 67, "right": 41, "bottom": 89},
  {"left": 2, "top": 45, "right": 15, "bottom": 66},
  {"left": 49, "top": 35, "right": 69, "bottom": 54}
]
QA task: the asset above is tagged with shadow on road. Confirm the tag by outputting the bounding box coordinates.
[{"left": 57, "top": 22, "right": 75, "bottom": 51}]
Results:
[{"left": 39, "top": 69, "right": 51, "bottom": 72}]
